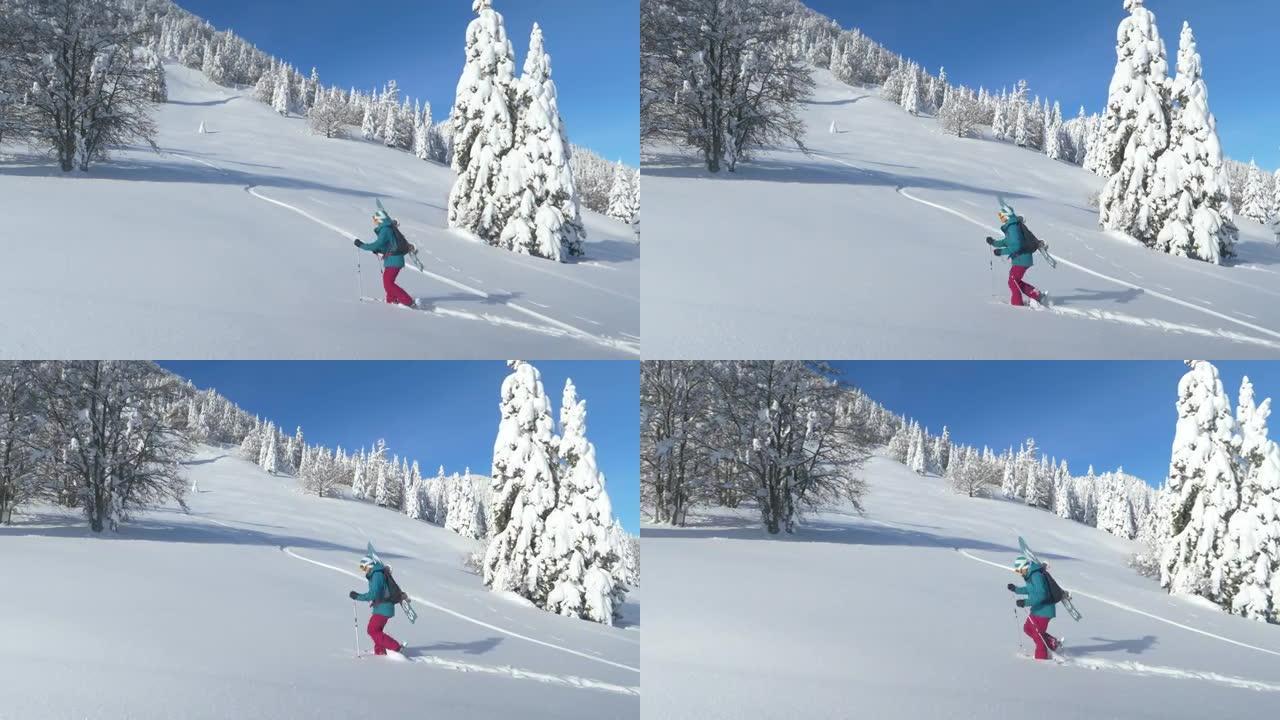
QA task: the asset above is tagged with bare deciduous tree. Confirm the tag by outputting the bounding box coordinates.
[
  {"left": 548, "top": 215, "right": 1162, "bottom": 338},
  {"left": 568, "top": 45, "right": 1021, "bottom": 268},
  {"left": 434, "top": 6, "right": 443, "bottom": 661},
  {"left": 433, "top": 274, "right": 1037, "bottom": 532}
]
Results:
[
  {"left": 5, "top": 0, "right": 158, "bottom": 171},
  {"left": 29, "top": 361, "right": 192, "bottom": 532},
  {"left": 642, "top": 0, "right": 814, "bottom": 172}
]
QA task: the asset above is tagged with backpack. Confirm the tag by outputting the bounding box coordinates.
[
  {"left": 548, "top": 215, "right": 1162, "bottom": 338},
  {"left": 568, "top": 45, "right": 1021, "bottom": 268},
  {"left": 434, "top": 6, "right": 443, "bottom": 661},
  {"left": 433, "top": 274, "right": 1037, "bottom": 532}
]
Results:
[
  {"left": 373, "top": 566, "right": 408, "bottom": 604},
  {"left": 1016, "top": 220, "right": 1044, "bottom": 256},
  {"left": 1029, "top": 567, "right": 1066, "bottom": 605},
  {"left": 387, "top": 221, "right": 415, "bottom": 256}
]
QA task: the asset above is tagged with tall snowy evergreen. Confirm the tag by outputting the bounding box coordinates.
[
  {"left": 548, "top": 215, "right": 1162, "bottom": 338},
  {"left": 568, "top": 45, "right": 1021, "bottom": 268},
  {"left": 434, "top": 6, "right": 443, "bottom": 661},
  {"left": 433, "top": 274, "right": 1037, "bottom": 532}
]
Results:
[
  {"left": 1225, "top": 377, "right": 1280, "bottom": 622},
  {"left": 607, "top": 161, "right": 636, "bottom": 223},
  {"left": 496, "top": 23, "right": 586, "bottom": 261},
  {"left": 543, "top": 379, "right": 624, "bottom": 624},
  {"left": 445, "top": 469, "right": 483, "bottom": 539},
  {"left": 1153, "top": 22, "right": 1237, "bottom": 263},
  {"left": 448, "top": 0, "right": 517, "bottom": 245},
  {"left": 1159, "top": 361, "right": 1242, "bottom": 606},
  {"left": 1096, "top": 0, "right": 1170, "bottom": 246},
  {"left": 483, "top": 361, "right": 559, "bottom": 604},
  {"left": 1240, "top": 161, "right": 1271, "bottom": 223},
  {"left": 271, "top": 65, "right": 291, "bottom": 116}
]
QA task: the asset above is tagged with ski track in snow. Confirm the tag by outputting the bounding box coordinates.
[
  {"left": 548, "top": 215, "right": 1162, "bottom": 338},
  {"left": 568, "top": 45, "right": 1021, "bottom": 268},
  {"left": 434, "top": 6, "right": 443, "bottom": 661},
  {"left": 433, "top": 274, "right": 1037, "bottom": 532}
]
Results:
[
  {"left": 1063, "top": 656, "right": 1280, "bottom": 693},
  {"left": 956, "top": 548, "right": 1280, "bottom": 660},
  {"left": 162, "top": 149, "right": 637, "bottom": 356},
  {"left": 395, "top": 653, "right": 640, "bottom": 697}
]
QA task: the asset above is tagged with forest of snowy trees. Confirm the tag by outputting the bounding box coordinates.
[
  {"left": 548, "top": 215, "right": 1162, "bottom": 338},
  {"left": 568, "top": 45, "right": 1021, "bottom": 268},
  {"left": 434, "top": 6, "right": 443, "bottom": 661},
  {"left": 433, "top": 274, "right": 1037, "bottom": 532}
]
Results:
[{"left": 0, "top": 0, "right": 639, "bottom": 222}]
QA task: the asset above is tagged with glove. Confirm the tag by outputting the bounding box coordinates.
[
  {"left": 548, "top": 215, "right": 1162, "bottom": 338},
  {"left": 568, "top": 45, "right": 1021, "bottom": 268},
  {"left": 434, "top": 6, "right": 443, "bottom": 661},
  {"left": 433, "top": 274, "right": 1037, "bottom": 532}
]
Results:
[
  {"left": 1016, "top": 599, "right": 1026, "bottom": 608},
  {"left": 1006, "top": 583, "right": 1016, "bottom": 592},
  {"left": 353, "top": 239, "right": 364, "bottom": 248},
  {"left": 993, "top": 249, "right": 1001, "bottom": 256},
  {"left": 348, "top": 590, "right": 358, "bottom": 600},
  {"left": 985, "top": 237, "right": 995, "bottom": 245}
]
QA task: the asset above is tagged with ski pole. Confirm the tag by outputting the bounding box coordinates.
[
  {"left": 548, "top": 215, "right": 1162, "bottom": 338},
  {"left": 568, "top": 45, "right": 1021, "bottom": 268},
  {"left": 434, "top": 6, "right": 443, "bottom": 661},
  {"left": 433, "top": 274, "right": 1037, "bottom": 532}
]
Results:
[
  {"left": 352, "top": 600, "right": 362, "bottom": 657},
  {"left": 355, "top": 246, "right": 363, "bottom": 301}
]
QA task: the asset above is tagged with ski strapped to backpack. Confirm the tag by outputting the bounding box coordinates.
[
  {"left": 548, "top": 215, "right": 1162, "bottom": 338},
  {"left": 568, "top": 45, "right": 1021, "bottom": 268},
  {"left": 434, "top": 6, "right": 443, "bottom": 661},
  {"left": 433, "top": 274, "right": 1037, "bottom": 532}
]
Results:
[
  {"left": 1016, "top": 220, "right": 1059, "bottom": 269},
  {"left": 365, "top": 541, "right": 418, "bottom": 624},
  {"left": 374, "top": 199, "right": 425, "bottom": 271},
  {"left": 1018, "top": 536, "right": 1082, "bottom": 621}
]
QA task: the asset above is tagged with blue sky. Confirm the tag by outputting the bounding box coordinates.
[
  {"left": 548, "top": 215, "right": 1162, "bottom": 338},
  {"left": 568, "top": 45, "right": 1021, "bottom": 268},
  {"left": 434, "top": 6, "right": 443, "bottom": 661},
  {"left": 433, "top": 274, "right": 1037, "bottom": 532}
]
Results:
[
  {"left": 830, "top": 361, "right": 1280, "bottom": 487},
  {"left": 174, "top": 0, "right": 639, "bottom": 165},
  {"left": 158, "top": 361, "right": 640, "bottom": 533},
  {"left": 808, "top": 0, "right": 1279, "bottom": 170}
]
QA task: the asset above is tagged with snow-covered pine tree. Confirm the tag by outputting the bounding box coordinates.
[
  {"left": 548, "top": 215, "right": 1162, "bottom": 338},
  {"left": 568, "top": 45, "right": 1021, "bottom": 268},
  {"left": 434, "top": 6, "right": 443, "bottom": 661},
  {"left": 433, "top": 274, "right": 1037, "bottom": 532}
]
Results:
[
  {"left": 1000, "top": 450, "right": 1017, "bottom": 498},
  {"left": 448, "top": 0, "right": 518, "bottom": 245},
  {"left": 1159, "top": 361, "right": 1243, "bottom": 606},
  {"left": 1053, "top": 460, "right": 1073, "bottom": 519},
  {"left": 1240, "top": 161, "right": 1271, "bottom": 223},
  {"left": 1153, "top": 22, "right": 1237, "bottom": 263},
  {"left": 542, "top": 378, "right": 624, "bottom": 623},
  {"left": 374, "top": 457, "right": 390, "bottom": 507},
  {"left": 1045, "top": 102, "right": 1063, "bottom": 160},
  {"left": 272, "top": 64, "right": 290, "bottom": 116},
  {"left": 1225, "top": 377, "right": 1280, "bottom": 621},
  {"left": 360, "top": 99, "right": 377, "bottom": 140},
  {"left": 1097, "top": 0, "right": 1171, "bottom": 246},
  {"left": 908, "top": 426, "right": 927, "bottom": 475},
  {"left": 445, "top": 468, "right": 483, "bottom": 539},
  {"left": 260, "top": 423, "right": 279, "bottom": 475},
  {"left": 412, "top": 100, "right": 429, "bottom": 160},
  {"left": 936, "top": 427, "right": 952, "bottom": 473},
  {"left": 607, "top": 161, "right": 635, "bottom": 222},
  {"left": 991, "top": 95, "right": 1008, "bottom": 142},
  {"left": 496, "top": 23, "right": 586, "bottom": 261},
  {"left": 484, "top": 361, "right": 559, "bottom": 606},
  {"left": 382, "top": 80, "right": 402, "bottom": 148},
  {"left": 900, "top": 69, "right": 920, "bottom": 116}
]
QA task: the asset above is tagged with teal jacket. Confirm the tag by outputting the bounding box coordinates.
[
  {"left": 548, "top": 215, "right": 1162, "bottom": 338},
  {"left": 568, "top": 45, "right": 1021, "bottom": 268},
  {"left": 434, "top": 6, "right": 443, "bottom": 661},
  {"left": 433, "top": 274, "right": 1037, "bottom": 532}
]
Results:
[
  {"left": 355, "top": 561, "right": 397, "bottom": 618},
  {"left": 1014, "top": 562, "right": 1057, "bottom": 619},
  {"left": 359, "top": 219, "right": 405, "bottom": 269},
  {"left": 992, "top": 214, "right": 1034, "bottom": 268}
]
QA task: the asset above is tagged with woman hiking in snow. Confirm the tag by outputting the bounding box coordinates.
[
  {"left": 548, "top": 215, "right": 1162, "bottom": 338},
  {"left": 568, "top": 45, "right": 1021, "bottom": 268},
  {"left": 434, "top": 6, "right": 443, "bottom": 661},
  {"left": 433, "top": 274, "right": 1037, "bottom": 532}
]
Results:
[
  {"left": 349, "top": 555, "right": 404, "bottom": 656},
  {"left": 354, "top": 209, "right": 414, "bottom": 308},
  {"left": 1008, "top": 554, "right": 1060, "bottom": 660},
  {"left": 986, "top": 203, "right": 1044, "bottom": 307}
]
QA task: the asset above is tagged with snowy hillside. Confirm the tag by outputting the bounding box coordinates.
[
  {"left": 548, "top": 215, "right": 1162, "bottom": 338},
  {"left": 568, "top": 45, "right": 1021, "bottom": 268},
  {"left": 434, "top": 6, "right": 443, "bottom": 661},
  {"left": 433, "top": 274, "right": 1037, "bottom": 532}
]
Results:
[
  {"left": 642, "top": 454, "right": 1280, "bottom": 719},
  {"left": 0, "top": 64, "right": 639, "bottom": 359},
  {"left": 643, "top": 67, "right": 1280, "bottom": 358},
  {"left": 0, "top": 446, "right": 639, "bottom": 720}
]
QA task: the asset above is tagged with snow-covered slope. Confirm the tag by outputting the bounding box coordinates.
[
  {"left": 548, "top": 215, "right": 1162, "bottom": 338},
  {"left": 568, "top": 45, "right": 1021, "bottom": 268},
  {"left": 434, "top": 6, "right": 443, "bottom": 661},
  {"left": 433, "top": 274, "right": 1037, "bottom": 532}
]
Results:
[
  {"left": 641, "top": 454, "right": 1280, "bottom": 719},
  {"left": 643, "top": 67, "right": 1280, "bottom": 358},
  {"left": 0, "top": 446, "right": 639, "bottom": 720},
  {"left": 0, "top": 64, "right": 639, "bottom": 358}
]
